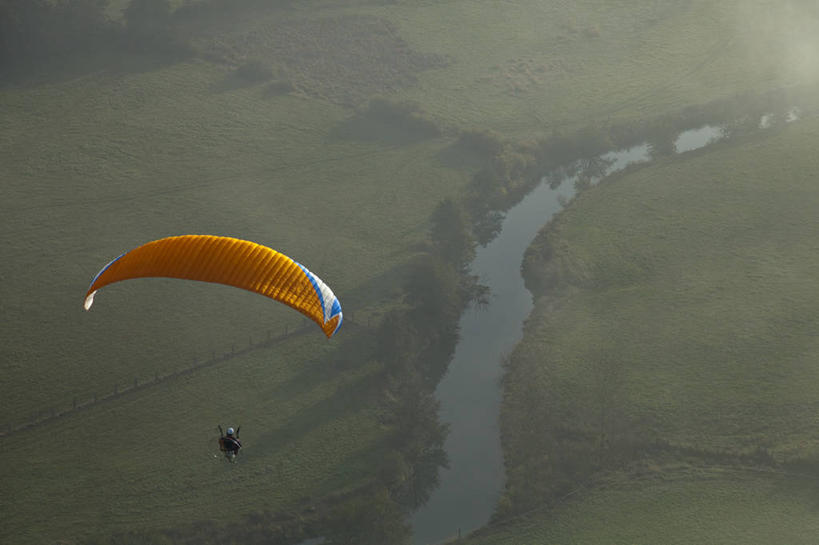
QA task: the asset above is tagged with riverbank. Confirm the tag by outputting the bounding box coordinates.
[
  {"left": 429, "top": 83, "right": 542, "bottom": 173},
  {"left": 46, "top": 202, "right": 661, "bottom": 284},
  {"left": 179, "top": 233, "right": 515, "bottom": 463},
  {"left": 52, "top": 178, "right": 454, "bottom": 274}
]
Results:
[
  {"left": 3, "top": 1, "right": 818, "bottom": 543},
  {"left": 473, "top": 112, "right": 819, "bottom": 542}
]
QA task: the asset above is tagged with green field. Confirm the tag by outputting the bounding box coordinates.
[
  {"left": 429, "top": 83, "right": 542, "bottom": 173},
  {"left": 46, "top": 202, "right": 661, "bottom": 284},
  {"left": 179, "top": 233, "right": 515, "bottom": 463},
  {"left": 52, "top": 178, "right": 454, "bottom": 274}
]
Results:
[
  {"left": 1, "top": 66, "right": 464, "bottom": 416},
  {"left": 3, "top": 0, "right": 819, "bottom": 543},
  {"left": 0, "top": 59, "right": 464, "bottom": 543},
  {"left": 374, "top": 0, "right": 819, "bottom": 135},
  {"left": 484, "top": 115, "right": 819, "bottom": 541},
  {"left": 467, "top": 469, "right": 819, "bottom": 545}
]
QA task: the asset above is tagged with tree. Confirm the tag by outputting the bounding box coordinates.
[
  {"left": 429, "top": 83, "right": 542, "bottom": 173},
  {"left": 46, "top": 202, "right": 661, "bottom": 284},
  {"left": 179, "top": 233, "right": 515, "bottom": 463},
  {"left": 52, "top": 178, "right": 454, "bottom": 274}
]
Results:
[
  {"left": 405, "top": 255, "right": 462, "bottom": 325},
  {"left": 322, "top": 489, "right": 411, "bottom": 545},
  {"left": 429, "top": 198, "right": 475, "bottom": 271}
]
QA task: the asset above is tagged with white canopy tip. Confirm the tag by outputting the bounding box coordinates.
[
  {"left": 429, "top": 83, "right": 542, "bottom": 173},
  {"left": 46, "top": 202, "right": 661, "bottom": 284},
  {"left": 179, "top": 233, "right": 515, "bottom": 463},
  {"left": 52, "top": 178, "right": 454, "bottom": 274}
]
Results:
[{"left": 84, "top": 292, "right": 96, "bottom": 311}]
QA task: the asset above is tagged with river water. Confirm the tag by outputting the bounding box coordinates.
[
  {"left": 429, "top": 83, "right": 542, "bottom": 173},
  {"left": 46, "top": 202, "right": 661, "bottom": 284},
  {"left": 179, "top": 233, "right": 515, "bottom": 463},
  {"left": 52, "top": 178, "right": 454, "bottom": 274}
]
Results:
[
  {"left": 290, "top": 114, "right": 791, "bottom": 545},
  {"left": 410, "top": 124, "right": 737, "bottom": 544}
]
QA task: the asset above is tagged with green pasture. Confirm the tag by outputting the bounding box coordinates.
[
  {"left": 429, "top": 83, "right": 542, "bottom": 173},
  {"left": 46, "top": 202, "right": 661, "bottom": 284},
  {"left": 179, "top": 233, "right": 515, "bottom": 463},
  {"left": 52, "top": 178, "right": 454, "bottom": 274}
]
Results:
[
  {"left": 1, "top": 60, "right": 465, "bottom": 418},
  {"left": 493, "top": 116, "right": 819, "bottom": 537},
  {"left": 515, "top": 117, "right": 819, "bottom": 457},
  {"left": 3, "top": 0, "right": 819, "bottom": 542},
  {"left": 150, "top": 0, "right": 819, "bottom": 135},
  {"left": 0, "top": 57, "right": 464, "bottom": 543},
  {"left": 466, "top": 468, "right": 819, "bottom": 544},
  {"left": 1, "top": 338, "right": 387, "bottom": 543},
  {"left": 373, "top": 0, "right": 819, "bottom": 135}
]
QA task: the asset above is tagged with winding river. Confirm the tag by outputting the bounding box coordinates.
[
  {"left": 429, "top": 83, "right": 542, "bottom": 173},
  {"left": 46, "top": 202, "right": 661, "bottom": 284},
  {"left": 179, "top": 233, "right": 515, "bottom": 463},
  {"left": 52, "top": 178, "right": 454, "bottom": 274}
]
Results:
[{"left": 410, "top": 125, "right": 730, "bottom": 544}]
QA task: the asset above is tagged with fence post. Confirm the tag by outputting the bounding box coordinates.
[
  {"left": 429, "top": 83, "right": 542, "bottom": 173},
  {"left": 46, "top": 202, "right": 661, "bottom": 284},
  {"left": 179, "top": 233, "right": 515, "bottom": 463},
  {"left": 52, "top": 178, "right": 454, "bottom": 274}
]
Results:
[
  {"left": 113, "top": 383, "right": 118, "bottom": 396},
  {"left": 93, "top": 392, "right": 97, "bottom": 403},
  {"left": 73, "top": 397, "right": 77, "bottom": 409},
  {"left": 134, "top": 377, "right": 139, "bottom": 389}
]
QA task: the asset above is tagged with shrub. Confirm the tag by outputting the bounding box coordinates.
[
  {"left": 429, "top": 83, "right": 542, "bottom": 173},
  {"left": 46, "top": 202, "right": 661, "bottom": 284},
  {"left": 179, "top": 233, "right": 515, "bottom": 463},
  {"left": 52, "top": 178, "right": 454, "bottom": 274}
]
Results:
[{"left": 457, "top": 128, "right": 505, "bottom": 157}]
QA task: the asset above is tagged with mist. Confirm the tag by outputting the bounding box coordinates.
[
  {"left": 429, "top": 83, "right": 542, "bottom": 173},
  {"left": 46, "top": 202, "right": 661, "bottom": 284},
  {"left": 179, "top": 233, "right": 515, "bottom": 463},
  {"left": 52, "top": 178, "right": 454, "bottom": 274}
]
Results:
[{"left": 3, "top": 1, "right": 819, "bottom": 544}]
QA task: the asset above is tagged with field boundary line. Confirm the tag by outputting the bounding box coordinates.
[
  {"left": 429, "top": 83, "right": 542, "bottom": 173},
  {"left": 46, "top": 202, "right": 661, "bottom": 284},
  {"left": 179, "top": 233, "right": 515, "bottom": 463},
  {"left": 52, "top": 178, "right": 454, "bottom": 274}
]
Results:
[{"left": 0, "top": 318, "right": 365, "bottom": 439}]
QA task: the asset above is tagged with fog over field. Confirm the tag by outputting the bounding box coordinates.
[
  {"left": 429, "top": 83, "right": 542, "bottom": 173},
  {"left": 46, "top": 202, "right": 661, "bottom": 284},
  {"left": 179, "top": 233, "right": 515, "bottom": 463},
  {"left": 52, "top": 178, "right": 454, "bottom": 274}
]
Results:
[{"left": 2, "top": 1, "right": 819, "bottom": 544}]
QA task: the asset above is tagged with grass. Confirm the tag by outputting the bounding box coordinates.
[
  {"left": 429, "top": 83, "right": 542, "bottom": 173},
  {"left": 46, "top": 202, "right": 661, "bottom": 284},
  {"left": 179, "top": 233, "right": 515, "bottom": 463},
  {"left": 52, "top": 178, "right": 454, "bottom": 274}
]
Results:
[
  {"left": 167, "top": 1, "right": 819, "bottom": 134},
  {"left": 487, "top": 116, "right": 819, "bottom": 539},
  {"left": 466, "top": 468, "right": 819, "bottom": 544},
  {"left": 3, "top": 0, "right": 819, "bottom": 543},
  {"left": 0, "top": 56, "right": 465, "bottom": 544},
  {"left": 373, "top": 0, "right": 819, "bottom": 136},
  {"left": 0, "top": 61, "right": 463, "bottom": 418},
  {"left": 2, "top": 345, "right": 390, "bottom": 543},
  {"left": 519, "top": 117, "right": 819, "bottom": 456}
]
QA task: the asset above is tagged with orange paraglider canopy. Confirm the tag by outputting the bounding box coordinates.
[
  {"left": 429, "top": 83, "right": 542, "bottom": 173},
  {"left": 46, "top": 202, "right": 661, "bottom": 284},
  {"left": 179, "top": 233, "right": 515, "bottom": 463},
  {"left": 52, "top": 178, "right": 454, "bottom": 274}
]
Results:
[{"left": 85, "top": 235, "right": 342, "bottom": 338}]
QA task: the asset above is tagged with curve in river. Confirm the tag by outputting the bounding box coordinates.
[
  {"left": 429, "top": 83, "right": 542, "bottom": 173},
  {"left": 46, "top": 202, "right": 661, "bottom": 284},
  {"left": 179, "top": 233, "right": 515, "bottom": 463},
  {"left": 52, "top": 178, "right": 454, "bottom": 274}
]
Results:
[
  {"left": 295, "top": 120, "right": 757, "bottom": 545},
  {"left": 410, "top": 115, "right": 797, "bottom": 543},
  {"left": 412, "top": 112, "right": 812, "bottom": 544},
  {"left": 410, "top": 142, "right": 659, "bottom": 545}
]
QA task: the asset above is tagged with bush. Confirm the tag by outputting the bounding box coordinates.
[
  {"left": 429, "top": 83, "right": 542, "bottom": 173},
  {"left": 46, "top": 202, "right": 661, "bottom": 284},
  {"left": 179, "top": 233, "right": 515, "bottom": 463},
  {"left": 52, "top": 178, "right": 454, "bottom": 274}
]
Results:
[{"left": 457, "top": 128, "right": 505, "bottom": 157}]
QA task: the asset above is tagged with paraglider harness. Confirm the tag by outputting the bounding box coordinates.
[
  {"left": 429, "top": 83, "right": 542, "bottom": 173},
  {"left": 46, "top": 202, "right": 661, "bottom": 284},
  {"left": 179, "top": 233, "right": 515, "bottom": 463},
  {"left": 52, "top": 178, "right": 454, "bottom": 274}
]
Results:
[{"left": 218, "top": 425, "right": 242, "bottom": 463}]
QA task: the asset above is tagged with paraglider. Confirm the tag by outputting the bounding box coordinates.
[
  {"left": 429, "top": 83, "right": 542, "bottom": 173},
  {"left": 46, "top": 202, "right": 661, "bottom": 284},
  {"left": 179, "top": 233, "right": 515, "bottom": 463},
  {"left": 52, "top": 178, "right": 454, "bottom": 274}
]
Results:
[
  {"left": 84, "top": 235, "right": 343, "bottom": 338},
  {"left": 218, "top": 425, "right": 242, "bottom": 463}
]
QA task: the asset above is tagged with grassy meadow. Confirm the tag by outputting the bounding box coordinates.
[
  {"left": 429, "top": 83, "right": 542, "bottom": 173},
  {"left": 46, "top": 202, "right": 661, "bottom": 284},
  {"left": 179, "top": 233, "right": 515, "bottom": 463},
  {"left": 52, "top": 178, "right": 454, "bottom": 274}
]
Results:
[
  {"left": 480, "top": 115, "right": 819, "bottom": 541},
  {"left": 3, "top": 0, "right": 819, "bottom": 543},
  {"left": 0, "top": 57, "right": 466, "bottom": 542},
  {"left": 467, "top": 469, "right": 819, "bottom": 545},
  {"left": 375, "top": 0, "right": 819, "bottom": 135}
]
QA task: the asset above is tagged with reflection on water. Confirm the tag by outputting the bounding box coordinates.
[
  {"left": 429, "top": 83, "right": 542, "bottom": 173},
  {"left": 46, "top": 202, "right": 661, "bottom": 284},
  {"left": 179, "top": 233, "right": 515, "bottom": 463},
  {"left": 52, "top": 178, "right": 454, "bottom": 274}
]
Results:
[
  {"left": 678, "top": 108, "right": 799, "bottom": 152},
  {"left": 760, "top": 107, "right": 801, "bottom": 128},
  {"left": 675, "top": 125, "right": 724, "bottom": 153}
]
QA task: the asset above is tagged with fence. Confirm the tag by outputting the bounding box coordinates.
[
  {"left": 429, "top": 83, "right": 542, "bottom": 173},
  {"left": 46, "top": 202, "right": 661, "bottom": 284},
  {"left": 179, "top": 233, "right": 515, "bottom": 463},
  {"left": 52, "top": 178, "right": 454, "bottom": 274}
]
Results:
[{"left": 0, "top": 313, "right": 369, "bottom": 438}]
